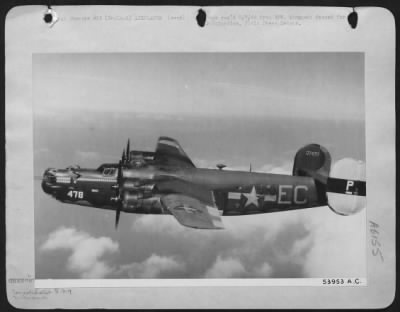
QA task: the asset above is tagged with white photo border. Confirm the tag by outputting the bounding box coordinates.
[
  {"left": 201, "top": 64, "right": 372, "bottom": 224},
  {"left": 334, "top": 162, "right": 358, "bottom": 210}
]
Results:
[{"left": 5, "top": 5, "right": 395, "bottom": 309}]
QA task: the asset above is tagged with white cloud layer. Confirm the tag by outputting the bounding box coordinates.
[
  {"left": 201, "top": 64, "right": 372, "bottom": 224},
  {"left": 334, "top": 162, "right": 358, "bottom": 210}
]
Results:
[
  {"left": 41, "top": 227, "right": 119, "bottom": 278},
  {"left": 301, "top": 209, "right": 367, "bottom": 277},
  {"left": 116, "top": 254, "right": 184, "bottom": 278},
  {"left": 40, "top": 227, "right": 187, "bottom": 279},
  {"left": 204, "top": 256, "right": 246, "bottom": 278}
]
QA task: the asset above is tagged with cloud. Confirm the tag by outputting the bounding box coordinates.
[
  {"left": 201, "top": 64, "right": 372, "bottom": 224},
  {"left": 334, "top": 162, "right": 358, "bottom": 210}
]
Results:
[
  {"left": 40, "top": 227, "right": 186, "bottom": 279},
  {"left": 192, "top": 158, "right": 293, "bottom": 175},
  {"left": 41, "top": 227, "right": 119, "bottom": 278},
  {"left": 254, "top": 262, "right": 273, "bottom": 277},
  {"left": 132, "top": 214, "right": 185, "bottom": 235},
  {"left": 301, "top": 209, "right": 367, "bottom": 277},
  {"left": 130, "top": 211, "right": 314, "bottom": 278},
  {"left": 258, "top": 162, "right": 292, "bottom": 175},
  {"left": 331, "top": 158, "right": 366, "bottom": 180},
  {"left": 116, "top": 254, "right": 184, "bottom": 278},
  {"left": 204, "top": 256, "right": 246, "bottom": 278}
]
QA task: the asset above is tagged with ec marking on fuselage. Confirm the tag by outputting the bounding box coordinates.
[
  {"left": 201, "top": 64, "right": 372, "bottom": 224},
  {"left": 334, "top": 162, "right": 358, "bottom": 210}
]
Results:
[{"left": 228, "top": 184, "right": 309, "bottom": 209}]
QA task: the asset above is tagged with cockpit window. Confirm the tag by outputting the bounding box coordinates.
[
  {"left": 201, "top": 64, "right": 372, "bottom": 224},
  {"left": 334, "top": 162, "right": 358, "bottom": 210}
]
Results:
[
  {"left": 66, "top": 165, "right": 80, "bottom": 170},
  {"left": 97, "top": 163, "right": 118, "bottom": 172},
  {"left": 103, "top": 168, "right": 116, "bottom": 176}
]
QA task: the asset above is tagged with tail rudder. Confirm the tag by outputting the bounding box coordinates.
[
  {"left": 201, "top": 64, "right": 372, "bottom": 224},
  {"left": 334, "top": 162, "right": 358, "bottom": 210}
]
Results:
[
  {"left": 326, "top": 159, "right": 366, "bottom": 215},
  {"left": 293, "top": 144, "right": 366, "bottom": 215},
  {"left": 292, "top": 143, "right": 331, "bottom": 183}
]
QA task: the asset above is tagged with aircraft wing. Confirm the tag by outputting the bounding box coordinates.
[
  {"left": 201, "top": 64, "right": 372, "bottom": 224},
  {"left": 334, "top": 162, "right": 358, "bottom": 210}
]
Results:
[
  {"left": 158, "top": 179, "right": 224, "bottom": 229},
  {"left": 154, "top": 136, "right": 195, "bottom": 168},
  {"left": 161, "top": 194, "right": 224, "bottom": 229}
]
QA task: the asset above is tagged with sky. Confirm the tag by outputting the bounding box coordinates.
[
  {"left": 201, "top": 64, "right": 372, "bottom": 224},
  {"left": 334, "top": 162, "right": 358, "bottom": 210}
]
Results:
[
  {"left": 33, "top": 52, "right": 366, "bottom": 279},
  {"left": 33, "top": 52, "right": 364, "bottom": 120}
]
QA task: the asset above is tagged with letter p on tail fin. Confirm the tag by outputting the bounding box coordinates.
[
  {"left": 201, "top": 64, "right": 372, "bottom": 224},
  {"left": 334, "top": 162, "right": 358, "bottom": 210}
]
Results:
[
  {"left": 293, "top": 144, "right": 366, "bottom": 216},
  {"left": 326, "top": 159, "right": 366, "bottom": 215}
]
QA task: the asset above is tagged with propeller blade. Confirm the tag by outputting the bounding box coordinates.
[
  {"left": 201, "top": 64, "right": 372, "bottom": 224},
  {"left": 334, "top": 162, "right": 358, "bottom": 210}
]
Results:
[
  {"left": 122, "top": 148, "right": 126, "bottom": 163},
  {"left": 115, "top": 205, "right": 121, "bottom": 229},
  {"left": 115, "top": 140, "right": 130, "bottom": 229},
  {"left": 114, "top": 160, "right": 123, "bottom": 229},
  {"left": 126, "top": 139, "right": 130, "bottom": 162},
  {"left": 117, "top": 160, "right": 123, "bottom": 182}
]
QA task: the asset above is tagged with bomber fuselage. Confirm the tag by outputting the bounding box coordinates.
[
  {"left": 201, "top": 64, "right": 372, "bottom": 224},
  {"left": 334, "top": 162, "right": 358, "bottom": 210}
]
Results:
[{"left": 42, "top": 164, "right": 327, "bottom": 216}]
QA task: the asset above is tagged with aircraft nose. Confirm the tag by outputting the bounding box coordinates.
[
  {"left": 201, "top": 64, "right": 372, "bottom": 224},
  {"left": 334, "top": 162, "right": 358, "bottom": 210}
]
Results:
[{"left": 41, "top": 168, "right": 56, "bottom": 194}]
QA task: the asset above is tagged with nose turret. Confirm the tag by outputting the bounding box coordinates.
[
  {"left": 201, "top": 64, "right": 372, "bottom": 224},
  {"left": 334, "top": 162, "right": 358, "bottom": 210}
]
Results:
[
  {"left": 41, "top": 167, "right": 72, "bottom": 195},
  {"left": 41, "top": 168, "right": 57, "bottom": 194}
]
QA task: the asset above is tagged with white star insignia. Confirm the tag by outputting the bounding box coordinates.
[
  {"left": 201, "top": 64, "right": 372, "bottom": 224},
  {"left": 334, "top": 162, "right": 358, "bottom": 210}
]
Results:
[{"left": 243, "top": 186, "right": 260, "bottom": 207}]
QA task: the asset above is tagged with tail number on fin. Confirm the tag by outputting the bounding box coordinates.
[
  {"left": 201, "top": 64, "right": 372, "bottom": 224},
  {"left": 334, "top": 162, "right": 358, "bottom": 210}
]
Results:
[
  {"left": 327, "top": 178, "right": 366, "bottom": 196},
  {"left": 346, "top": 180, "right": 354, "bottom": 194}
]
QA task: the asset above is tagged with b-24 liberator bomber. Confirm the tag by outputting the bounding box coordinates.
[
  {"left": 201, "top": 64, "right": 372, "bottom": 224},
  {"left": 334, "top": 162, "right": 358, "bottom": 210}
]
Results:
[{"left": 41, "top": 137, "right": 366, "bottom": 229}]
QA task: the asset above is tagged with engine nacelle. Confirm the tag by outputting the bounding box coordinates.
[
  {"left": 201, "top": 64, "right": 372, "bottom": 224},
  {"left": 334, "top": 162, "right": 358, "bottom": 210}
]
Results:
[
  {"left": 121, "top": 180, "right": 155, "bottom": 196},
  {"left": 121, "top": 179, "right": 152, "bottom": 189},
  {"left": 121, "top": 184, "right": 161, "bottom": 213},
  {"left": 122, "top": 184, "right": 154, "bottom": 201}
]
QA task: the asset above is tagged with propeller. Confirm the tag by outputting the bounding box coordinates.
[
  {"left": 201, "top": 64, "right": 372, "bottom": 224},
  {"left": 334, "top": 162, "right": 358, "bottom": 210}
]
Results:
[
  {"left": 114, "top": 139, "right": 131, "bottom": 229},
  {"left": 115, "top": 159, "right": 123, "bottom": 229},
  {"left": 121, "top": 149, "right": 126, "bottom": 164},
  {"left": 126, "top": 139, "right": 130, "bottom": 163}
]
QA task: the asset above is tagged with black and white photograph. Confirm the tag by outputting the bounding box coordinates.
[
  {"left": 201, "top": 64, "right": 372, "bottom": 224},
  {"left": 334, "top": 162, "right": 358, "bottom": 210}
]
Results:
[
  {"left": 5, "top": 5, "right": 395, "bottom": 309},
  {"left": 33, "top": 52, "right": 367, "bottom": 280}
]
